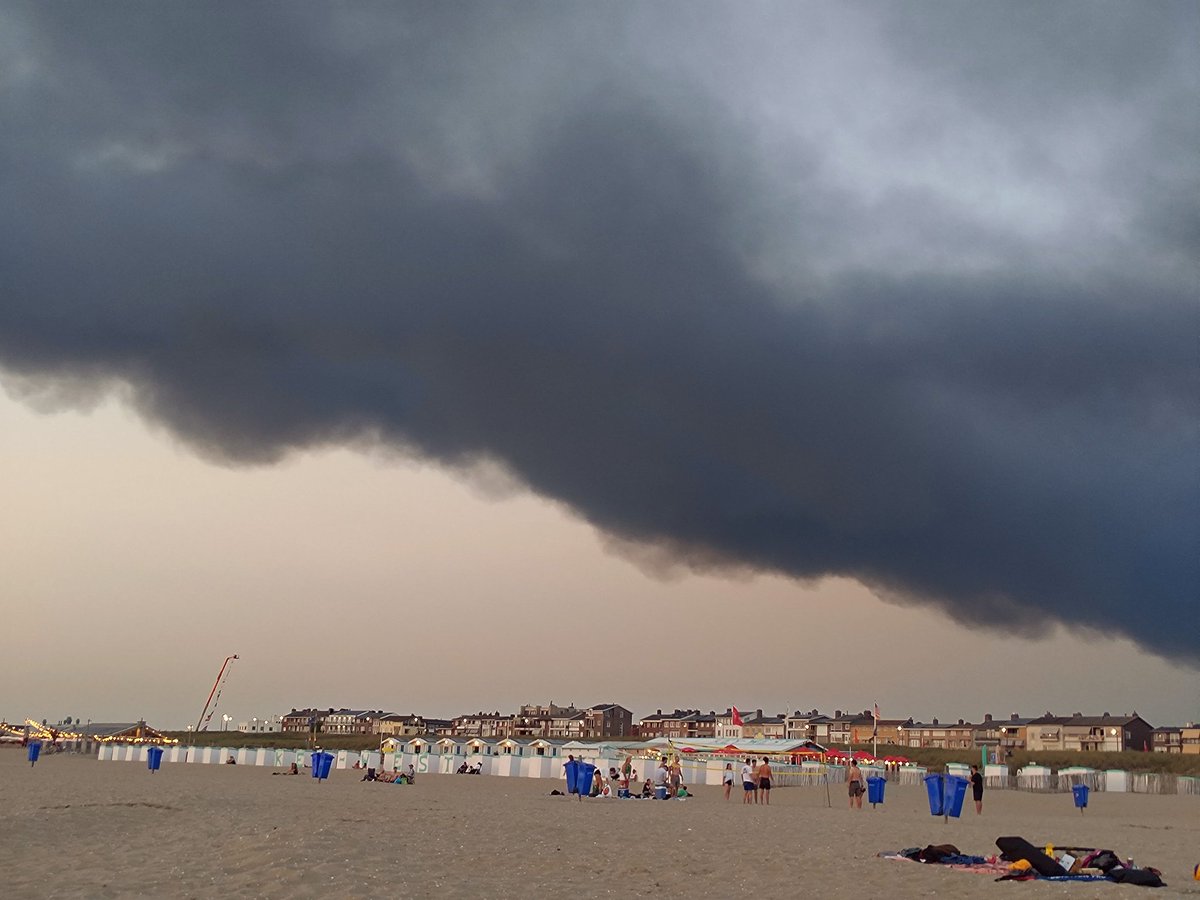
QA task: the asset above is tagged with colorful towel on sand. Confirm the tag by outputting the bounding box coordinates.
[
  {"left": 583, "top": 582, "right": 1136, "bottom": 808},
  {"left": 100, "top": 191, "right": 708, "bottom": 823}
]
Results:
[{"left": 878, "top": 853, "right": 1009, "bottom": 876}]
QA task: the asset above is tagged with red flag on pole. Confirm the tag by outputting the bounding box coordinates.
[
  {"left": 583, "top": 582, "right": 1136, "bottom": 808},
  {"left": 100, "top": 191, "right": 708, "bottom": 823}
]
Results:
[{"left": 731, "top": 707, "right": 744, "bottom": 727}]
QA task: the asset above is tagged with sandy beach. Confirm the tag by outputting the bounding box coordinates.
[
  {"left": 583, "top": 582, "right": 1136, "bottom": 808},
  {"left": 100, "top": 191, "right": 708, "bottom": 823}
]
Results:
[{"left": 2, "top": 749, "right": 1198, "bottom": 899}]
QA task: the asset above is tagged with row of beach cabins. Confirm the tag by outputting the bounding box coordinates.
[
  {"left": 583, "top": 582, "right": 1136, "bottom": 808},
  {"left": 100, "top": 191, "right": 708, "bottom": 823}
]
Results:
[{"left": 91, "top": 734, "right": 1200, "bottom": 797}]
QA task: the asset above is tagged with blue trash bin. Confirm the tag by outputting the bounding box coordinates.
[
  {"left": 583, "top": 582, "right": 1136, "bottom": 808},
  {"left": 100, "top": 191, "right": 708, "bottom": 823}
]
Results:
[
  {"left": 866, "top": 775, "right": 886, "bottom": 806},
  {"left": 577, "top": 763, "right": 597, "bottom": 796},
  {"left": 943, "top": 775, "right": 969, "bottom": 818},
  {"left": 564, "top": 759, "right": 580, "bottom": 794},
  {"left": 311, "top": 751, "right": 335, "bottom": 781},
  {"left": 1072, "top": 783, "right": 1089, "bottom": 810},
  {"left": 922, "top": 773, "right": 944, "bottom": 815},
  {"left": 147, "top": 746, "right": 164, "bottom": 772},
  {"left": 27, "top": 741, "right": 42, "bottom": 766}
]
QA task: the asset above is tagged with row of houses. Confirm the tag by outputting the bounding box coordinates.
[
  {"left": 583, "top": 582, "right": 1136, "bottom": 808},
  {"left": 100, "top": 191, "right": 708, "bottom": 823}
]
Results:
[
  {"left": 278, "top": 702, "right": 635, "bottom": 741},
  {"left": 268, "top": 703, "right": 1196, "bottom": 755}
]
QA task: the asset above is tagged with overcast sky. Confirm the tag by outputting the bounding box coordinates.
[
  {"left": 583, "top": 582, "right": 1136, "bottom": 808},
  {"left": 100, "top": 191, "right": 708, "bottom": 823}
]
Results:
[{"left": 1, "top": 2, "right": 1196, "bottom": 729}]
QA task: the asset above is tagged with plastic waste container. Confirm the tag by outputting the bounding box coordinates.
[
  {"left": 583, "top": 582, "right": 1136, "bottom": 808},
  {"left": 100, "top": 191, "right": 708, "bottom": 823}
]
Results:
[
  {"left": 27, "top": 741, "right": 42, "bottom": 766},
  {"left": 564, "top": 758, "right": 580, "bottom": 794},
  {"left": 866, "top": 775, "right": 886, "bottom": 806},
  {"left": 922, "top": 773, "right": 944, "bottom": 815},
  {"left": 943, "top": 775, "right": 969, "bottom": 817},
  {"left": 578, "top": 763, "right": 597, "bottom": 796},
  {"left": 1072, "top": 783, "right": 1089, "bottom": 810},
  {"left": 147, "top": 746, "right": 164, "bottom": 772},
  {"left": 311, "top": 751, "right": 335, "bottom": 781}
]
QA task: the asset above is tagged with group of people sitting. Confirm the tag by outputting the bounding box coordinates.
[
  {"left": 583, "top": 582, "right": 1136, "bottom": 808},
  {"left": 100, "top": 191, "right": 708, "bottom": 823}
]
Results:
[
  {"left": 362, "top": 763, "right": 416, "bottom": 784},
  {"left": 455, "top": 761, "right": 483, "bottom": 775}
]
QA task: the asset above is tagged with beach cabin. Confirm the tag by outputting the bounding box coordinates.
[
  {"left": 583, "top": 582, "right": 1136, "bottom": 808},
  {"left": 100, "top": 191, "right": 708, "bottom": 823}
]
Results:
[
  {"left": 463, "top": 738, "right": 498, "bottom": 758},
  {"left": 435, "top": 737, "right": 465, "bottom": 757},
  {"left": 1016, "top": 764, "right": 1054, "bottom": 791},
  {"left": 561, "top": 740, "right": 596, "bottom": 760},
  {"left": 405, "top": 736, "right": 432, "bottom": 757},
  {"left": 380, "top": 737, "right": 406, "bottom": 754},
  {"left": 495, "top": 738, "right": 525, "bottom": 757},
  {"left": 1058, "top": 766, "right": 1102, "bottom": 791}
]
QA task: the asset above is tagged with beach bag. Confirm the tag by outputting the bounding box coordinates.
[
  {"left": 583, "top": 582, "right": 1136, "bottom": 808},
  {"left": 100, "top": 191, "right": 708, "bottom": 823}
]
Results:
[{"left": 1109, "top": 868, "right": 1165, "bottom": 888}]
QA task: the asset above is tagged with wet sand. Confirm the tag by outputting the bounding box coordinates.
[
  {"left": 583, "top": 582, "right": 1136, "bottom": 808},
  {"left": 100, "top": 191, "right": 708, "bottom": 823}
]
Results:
[{"left": 2, "top": 749, "right": 1198, "bottom": 898}]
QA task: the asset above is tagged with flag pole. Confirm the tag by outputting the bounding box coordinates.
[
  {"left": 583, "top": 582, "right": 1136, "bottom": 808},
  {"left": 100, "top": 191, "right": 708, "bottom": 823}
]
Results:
[{"left": 873, "top": 703, "right": 878, "bottom": 761}]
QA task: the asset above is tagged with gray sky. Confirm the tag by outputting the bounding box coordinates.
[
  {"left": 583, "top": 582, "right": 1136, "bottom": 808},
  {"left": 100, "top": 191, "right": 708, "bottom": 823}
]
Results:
[{"left": 1, "top": 2, "right": 1196, "bottom": 727}]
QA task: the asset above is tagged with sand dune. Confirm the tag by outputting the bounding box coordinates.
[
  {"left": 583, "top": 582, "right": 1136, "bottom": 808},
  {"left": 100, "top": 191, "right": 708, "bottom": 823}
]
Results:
[{"left": 2, "top": 749, "right": 1198, "bottom": 898}]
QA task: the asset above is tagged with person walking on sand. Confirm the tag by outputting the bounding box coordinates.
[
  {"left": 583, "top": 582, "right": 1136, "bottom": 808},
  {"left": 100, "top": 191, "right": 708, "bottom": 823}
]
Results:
[
  {"left": 847, "top": 759, "right": 866, "bottom": 809},
  {"left": 757, "top": 757, "right": 773, "bottom": 805},
  {"left": 970, "top": 764, "right": 984, "bottom": 814},
  {"left": 722, "top": 762, "right": 735, "bottom": 801},
  {"left": 741, "top": 757, "right": 757, "bottom": 804}
]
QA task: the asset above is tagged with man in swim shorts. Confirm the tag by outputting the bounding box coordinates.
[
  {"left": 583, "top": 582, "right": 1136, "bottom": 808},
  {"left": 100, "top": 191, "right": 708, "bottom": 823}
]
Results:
[
  {"left": 847, "top": 759, "right": 866, "bottom": 809},
  {"left": 757, "top": 757, "right": 773, "bottom": 804}
]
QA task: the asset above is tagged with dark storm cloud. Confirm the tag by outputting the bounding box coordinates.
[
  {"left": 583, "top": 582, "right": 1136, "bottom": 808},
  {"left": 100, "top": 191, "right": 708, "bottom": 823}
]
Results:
[{"left": 1, "top": 2, "right": 1196, "bottom": 660}]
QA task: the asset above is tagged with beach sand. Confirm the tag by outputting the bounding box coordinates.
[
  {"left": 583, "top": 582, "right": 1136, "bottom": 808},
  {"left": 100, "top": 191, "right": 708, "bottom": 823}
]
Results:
[{"left": 2, "top": 749, "right": 1198, "bottom": 898}]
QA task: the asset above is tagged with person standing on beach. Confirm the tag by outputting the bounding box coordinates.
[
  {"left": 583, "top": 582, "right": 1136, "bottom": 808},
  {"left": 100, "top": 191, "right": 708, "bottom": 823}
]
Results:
[
  {"left": 970, "top": 764, "right": 984, "bottom": 814},
  {"left": 722, "top": 762, "right": 735, "bottom": 801},
  {"left": 668, "top": 757, "right": 683, "bottom": 797},
  {"left": 741, "top": 757, "right": 757, "bottom": 804},
  {"left": 757, "top": 757, "right": 773, "bottom": 805},
  {"left": 847, "top": 759, "right": 866, "bottom": 809}
]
